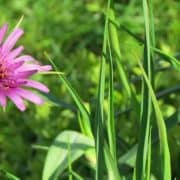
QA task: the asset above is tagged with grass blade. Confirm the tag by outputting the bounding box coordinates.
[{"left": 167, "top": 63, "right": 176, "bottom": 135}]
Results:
[
  {"left": 104, "top": 143, "right": 121, "bottom": 180},
  {"left": 44, "top": 52, "right": 92, "bottom": 138},
  {"left": 104, "top": 27, "right": 121, "bottom": 179},
  {"left": 0, "top": 169, "right": 20, "bottom": 180},
  {"left": 106, "top": 28, "right": 117, "bottom": 163},
  {"left": 119, "top": 111, "right": 178, "bottom": 168},
  {"left": 135, "top": 0, "right": 153, "bottom": 179},
  {"left": 138, "top": 61, "right": 171, "bottom": 180},
  {"left": 108, "top": 8, "right": 132, "bottom": 99},
  {"left": 94, "top": 0, "right": 110, "bottom": 178}
]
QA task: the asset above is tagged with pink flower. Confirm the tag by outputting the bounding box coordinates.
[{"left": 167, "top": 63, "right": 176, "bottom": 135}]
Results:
[{"left": 0, "top": 24, "right": 51, "bottom": 111}]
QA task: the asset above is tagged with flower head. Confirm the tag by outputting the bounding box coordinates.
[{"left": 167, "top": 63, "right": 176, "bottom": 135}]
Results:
[{"left": 0, "top": 24, "right": 51, "bottom": 111}]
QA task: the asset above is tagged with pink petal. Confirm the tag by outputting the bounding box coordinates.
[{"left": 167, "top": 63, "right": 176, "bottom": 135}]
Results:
[
  {"left": 8, "top": 61, "right": 24, "bottom": 70},
  {"left": 14, "top": 55, "right": 35, "bottom": 63},
  {"left": 36, "top": 65, "right": 52, "bottom": 71},
  {"left": 6, "top": 46, "right": 24, "bottom": 60},
  {"left": 24, "top": 80, "right": 49, "bottom": 93},
  {"left": 0, "top": 92, "right": 7, "bottom": 107},
  {"left": 16, "top": 88, "right": 44, "bottom": 105},
  {"left": 6, "top": 91, "right": 26, "bottom": 111},
  {"left": 0, "top": 24, "right": 8, "bottom": 44},
  {"left": 15, "top": 70, "right": 37, "bottom": 78},
  {"left": 17, "top": 64, "right": 52, "bottom": 72},
  {"left": 2, "top": 28, "right": 24, "bottom": 54}
]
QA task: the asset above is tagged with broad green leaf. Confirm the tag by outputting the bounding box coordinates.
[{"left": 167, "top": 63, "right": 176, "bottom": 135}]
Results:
[{"left": 43, "top": 131, "right": 94, "bottom": 180}]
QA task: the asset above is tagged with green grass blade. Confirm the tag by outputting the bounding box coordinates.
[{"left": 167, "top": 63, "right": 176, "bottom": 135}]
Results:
[
  {"left": 104, "top": 143, "right": 121, "bottom": 180},
  {"left": 106, "top": 30, "right": 117, "bottom": 162},
  {"left": 0, "top": 169, "right": 20, "bottom": 180},
  {"left": 104, "top": 29, "right": 121, "bottom": 179},
  {"left": 44, "top": 52, "right": 92, "bottom": 138},
  {"left": 135, "top": 0, "right": 153, "bottom": 179},
  {"left": 146, "top": 127, "right": 152, "bottom": 180},
  {"left": 70, "top": 170, "right": 84, "bottom": 180},
  {"left": 119, "top": 111, "right": 179, "bottom": 168},
  {"left": 108, "top": 8, "right": 132, "bottom": 99},
  {"left": 138, "top": 61, "right": 171, "bottom": 180},
  {"left": 118, "top": 23, "right": 180, "bottom": 71},
  {"left": 94, "top": 0, "right": 110, "bottom": 179},
  {"left": 149, "top": 0, "right": 156, "bottom": 51}
]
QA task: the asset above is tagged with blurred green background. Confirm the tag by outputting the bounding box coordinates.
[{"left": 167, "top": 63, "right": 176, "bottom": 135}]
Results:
[{"left": 0, "top": 0, "right": 179, "bottom": 179}]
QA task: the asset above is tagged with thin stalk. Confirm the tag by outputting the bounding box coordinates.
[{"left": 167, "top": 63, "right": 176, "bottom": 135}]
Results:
[
  {"left": 108, "top": 8, "right": 132, "bottom": 99},
  {"left": 106, "top": 33, "right": 117, "bottom": 167},
  {"left": 138, "top": 61, "right": 171, "bottom": 180},
  {"left": 135, "top": 0, "right": 153, "bottom": 179},
  {"left": 94, "top": 0, "right": 111, "bottom": 179}
]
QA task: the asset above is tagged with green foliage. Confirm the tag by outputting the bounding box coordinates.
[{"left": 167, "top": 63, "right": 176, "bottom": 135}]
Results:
[{"left": 0, "top": 0, "right": 179, "bottom": 179}]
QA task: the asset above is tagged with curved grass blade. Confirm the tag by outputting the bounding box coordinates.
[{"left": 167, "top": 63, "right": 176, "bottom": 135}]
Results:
[
  {"left": 108, "top": 8, "right": 132, "bottom": 99},
  {"left": 0, "top": 169, "right": 20, "bottom": 180},
  {"left": 44, "top": 52, "right": 92, "bottom": 137},
  {"left": 70, "top": 170, "right": 84, "bottom": 180},
  {"left": 153, "top": 48, "right": 180, "bottom": 71},
  {"left": 138, "top": 62, "right": 171, "bottom": 180}
]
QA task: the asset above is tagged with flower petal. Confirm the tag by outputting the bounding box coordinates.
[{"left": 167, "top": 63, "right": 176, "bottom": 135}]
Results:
[
  {"left": 6, "top": 91, "right": 26, "bottom": 111},
  {"left": 8, "top": 61, "right": 24, "bottom": 70},
  {"left": 24, "top": 80, "right": 49, "bottom": 93},
  {"left": 17, "top": 64, "right": 52, "bottom": 72},
  {"left": 2, "top": 28, "right": 24, "bottom": 54},
  {"left": 6, "top": 46, "right": 24, "bottom": 60},
  {"left": 16, "top": 88, "right": 43, "bottom": 105},
  {"left": 15, "top": 70, "right": 37, "bottom": 78},
  {"left": 14, "top": 55, "right": 35, "bottom": 63}
]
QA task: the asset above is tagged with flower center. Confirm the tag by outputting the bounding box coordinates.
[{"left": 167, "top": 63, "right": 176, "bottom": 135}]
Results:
[
  {"left": 0, "top": 63, "right": 17, "bottom": 89},
  {"left": 0, "top": 63, "right": 7, "bottom": 79}
]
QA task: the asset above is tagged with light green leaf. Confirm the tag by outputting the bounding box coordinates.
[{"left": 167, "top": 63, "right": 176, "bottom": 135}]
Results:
[{"left": 43, "top": 130, "right": 94, "bottom": 180}]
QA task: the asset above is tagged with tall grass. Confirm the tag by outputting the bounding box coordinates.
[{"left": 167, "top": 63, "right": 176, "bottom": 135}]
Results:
[
  {"left": 93, "top": 0, "right": 110, "bottom": 179},
  {"left": 135, "top": 0, "right": 154, "bottom": 179},
  {"left": 42, "top": 0, "right": 174, "bottom": 179},
  {"left": 135, "top": 1, "right": 171, "bottom": 180}
]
